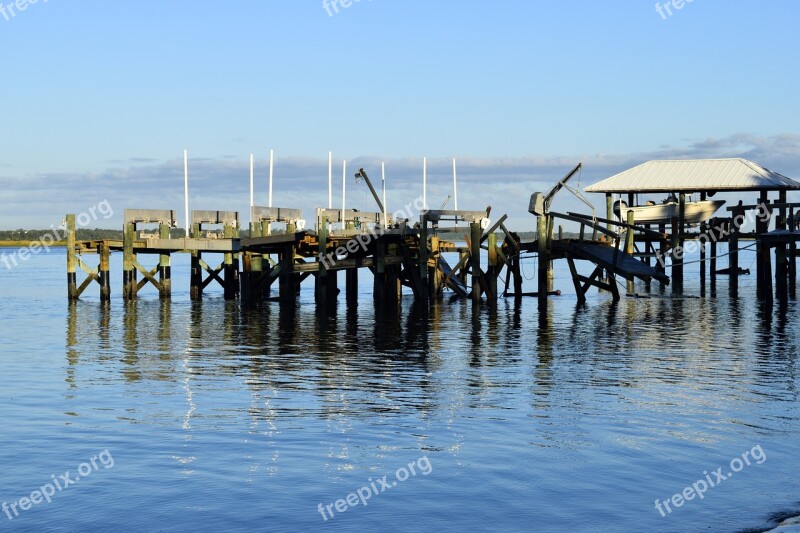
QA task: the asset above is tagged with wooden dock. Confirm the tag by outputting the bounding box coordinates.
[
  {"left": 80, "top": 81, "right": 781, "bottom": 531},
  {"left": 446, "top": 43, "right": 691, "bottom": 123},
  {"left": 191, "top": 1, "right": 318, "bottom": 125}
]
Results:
[
  {"left": 66, "top": 202, "right": 675, "bottom": 309},
  {"left": 64, "top": 158, "right": 800, "bottom": 308}
]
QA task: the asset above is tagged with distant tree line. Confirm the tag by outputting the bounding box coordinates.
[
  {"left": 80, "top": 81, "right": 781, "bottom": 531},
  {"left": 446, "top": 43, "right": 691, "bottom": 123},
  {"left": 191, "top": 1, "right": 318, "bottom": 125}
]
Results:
[
  {"left": 0, "top": 228, "right": 273, "bottom": 242},
  {"left": 0, "top": 228, "right": 123, "bottom": 242},
  {"left": 0, "top": 228, "right": 576, "bottom": 243}
]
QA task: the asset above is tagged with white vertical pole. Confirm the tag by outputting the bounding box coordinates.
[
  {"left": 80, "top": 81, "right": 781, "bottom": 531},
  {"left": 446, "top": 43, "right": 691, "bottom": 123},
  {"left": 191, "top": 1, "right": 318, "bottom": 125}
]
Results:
[
  {"left": 249, "top": 153, "right": 254, "bottom": 229},
  {"left": 453, "top": 157, "right": 458, "bottom": 211},
  {"left": 381, "top": 162, "right": 387, "bottom": 228},
  {"left": 184, "top": 149, "right": 189, "bottom": 237},
  {"left": 328, "top": 151, "right": 333, "bottom": 209},
  {"left": 268, "top": 149, "right": 274, "bottom": 208},
  {"left": 249, "top": 154, "right": 254, "bottom": 207},
  {"left": 423, "top": 157, "right": 427, "bottom": 211},
  {"left": 341, "top": 160, "right": 346, "bottom": 230}
]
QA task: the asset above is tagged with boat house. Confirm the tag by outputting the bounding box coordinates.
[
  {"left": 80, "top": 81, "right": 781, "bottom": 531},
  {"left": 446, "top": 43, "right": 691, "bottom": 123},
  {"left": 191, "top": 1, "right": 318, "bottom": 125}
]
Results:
[
  {"left": 585, "top": 158, "right": 800, "bottom": 296},
  {"left": 585, "top": 158, "right": 800, "bottom": 215}
]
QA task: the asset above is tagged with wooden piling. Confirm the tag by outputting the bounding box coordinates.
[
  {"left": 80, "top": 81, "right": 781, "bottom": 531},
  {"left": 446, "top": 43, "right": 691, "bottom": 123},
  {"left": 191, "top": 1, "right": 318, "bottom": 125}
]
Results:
[
  {"left": 123, "top": 221, "right": 135, "bottom": 300},
  {"left": 373, "top": 236, "right": 385, "bottom": 304},
  {"left": 316, "top": 216, "right": 328, "bottom": 305},
  {"left": 709, "top": 219, "right": 717, "bottom": 290},
  {"left": 241, "top": 252, "right": 252, "bottom": 304},
  {"left": 385, "top": 241, "right": 401, "bottom": 303},
  {"left": 66, "top": 214, "right": 78, "bottom": 300},
  {"left": 190, "top": 222, "right": 202, "bottom": 300},
  {"left": 730, "top": 205, "right": 742, "bottom": 293},
  {"left": 488, "top": 232, "right": 498, "bottom": 304},
  {"left": 458, "top": 251, "right": 469, "bottom": 288},
  {"left": 671, "top": 215, "right": 681, "bottom": 293},
  {"left": 430, "top": 235, "right": 441, "bottom": 298},
  {"left": 676, "top": 194, "right": 686, "bottom": 291},
  {"left": 279, "top": 244, "right": 295, "bottom": 302},
  {"left": 325, "top": 268, "right": 338, "bottom": 303},
  {"left": 777, "top": 191, "right": 788, "bottom": 299},
  {"left": 776, "top": 240, "right": 787, "bottom": 299},
  {"left": 656, "top": 222, "right": 667, "bottom": 292},
  {"left": 790, "top": 206, "right": 797, "bottom": 295},
  {"left": 158, "top": 222, "right": 171, "bottom": 299},
  {"left": 547, "top": 217, "right": 555, "bottom": 292},
  {"left": 470, "top": 222, "right": 482, "bottom": 304},
  {"left": 626, "top": 210, "right": 635, "bottom": 294},
  {"left": 223, "top": 220, "right": 238, "bottom": 300},
  {"left": 418, "top": 213, "right": 429, "bottom": 303},
  {"left": 756, "top": 193, "right": 771, "bottom": 300},
  {"left": 642, "top": 224, "right": 652, "bottom": 292},
  {"left": 99, "top": 241, "right": 110, "bottom": 301},
  {"left": 280, "top": 221, "right": 298, "bottom": 302},
  {"left": 699, "top": 193, "right": 707, "bottom": 289},
  {"left": 537, "top": 215, "right": 548, "bottom": 305}
]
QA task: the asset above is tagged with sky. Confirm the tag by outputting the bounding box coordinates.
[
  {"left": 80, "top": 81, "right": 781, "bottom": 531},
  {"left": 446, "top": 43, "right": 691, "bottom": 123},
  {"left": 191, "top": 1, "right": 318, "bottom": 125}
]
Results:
[{"left": 1, "top": 0, "right": 799, "bottom": 230}]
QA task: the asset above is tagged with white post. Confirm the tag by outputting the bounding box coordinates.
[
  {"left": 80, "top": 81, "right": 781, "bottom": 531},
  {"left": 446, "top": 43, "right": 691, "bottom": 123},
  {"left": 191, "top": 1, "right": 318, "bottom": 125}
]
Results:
[
  {"left": 381, "top": 162, "right": 387, "bottom": 228},
  {"left": 328, "top": 151, "right": 333, "bottom": 209},
  {"left": 423, "top": 157, "right": 427, "bottom": 210},
  {"left": 249, "top": 154, "right": 254, "bottom": 208},
  {"left": 268, "top": 149, "right": 274, "bottom": 208},
  {"left": 184, "top": 149, "right": 189, "bottom": 237},
  {"left": 341, "top": 160, "right": 346, "bottom": 231},
  {"left": 453, "top": 157, "right": 458, "bottom": 211}
]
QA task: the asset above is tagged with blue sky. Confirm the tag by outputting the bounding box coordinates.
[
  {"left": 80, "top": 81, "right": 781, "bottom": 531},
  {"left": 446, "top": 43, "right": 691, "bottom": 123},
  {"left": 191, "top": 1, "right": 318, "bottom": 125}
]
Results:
[{"left": 1, "top": 1, "right": 799, "bottom": 229}]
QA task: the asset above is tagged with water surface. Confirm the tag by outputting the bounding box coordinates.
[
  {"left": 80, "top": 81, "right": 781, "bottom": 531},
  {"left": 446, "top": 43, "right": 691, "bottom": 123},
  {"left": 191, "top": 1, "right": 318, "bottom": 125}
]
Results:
[{"left": 1, "top": 248, "right": 798, "bottom": 532}]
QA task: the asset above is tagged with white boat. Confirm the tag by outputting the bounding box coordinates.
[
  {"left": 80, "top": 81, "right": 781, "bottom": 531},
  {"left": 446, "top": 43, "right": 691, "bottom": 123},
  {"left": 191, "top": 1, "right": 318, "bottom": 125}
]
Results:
[{"left": 613, "top": 197, "right": 726, "bottom": 225}]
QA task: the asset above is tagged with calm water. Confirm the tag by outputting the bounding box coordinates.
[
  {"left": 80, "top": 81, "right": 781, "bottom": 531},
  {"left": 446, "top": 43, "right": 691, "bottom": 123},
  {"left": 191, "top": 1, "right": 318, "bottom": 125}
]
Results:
[{"left": 1, "top": 247, "right": 799, "bottom": 532}]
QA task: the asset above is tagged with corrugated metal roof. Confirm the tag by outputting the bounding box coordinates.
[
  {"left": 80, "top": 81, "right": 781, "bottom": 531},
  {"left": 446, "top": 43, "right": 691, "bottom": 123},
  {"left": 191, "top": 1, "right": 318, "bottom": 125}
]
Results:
[{"left": 584, "top": 158, "right": 800, "bottom": 193}]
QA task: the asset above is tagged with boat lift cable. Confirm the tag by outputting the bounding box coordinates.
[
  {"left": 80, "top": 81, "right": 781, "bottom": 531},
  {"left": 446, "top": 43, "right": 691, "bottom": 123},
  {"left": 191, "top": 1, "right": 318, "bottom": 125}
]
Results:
[
  {"left": 560, "top": 167, "right": 597, "bottom": 223},
  {"left": 747, "top": 250, "right": 758, "bottom": 270},
  {"left": 521, "top": 256, "right": 536, "bottom": 280},
  {"left": 657, "top": 242, "right": 758, "bottom": 268}
]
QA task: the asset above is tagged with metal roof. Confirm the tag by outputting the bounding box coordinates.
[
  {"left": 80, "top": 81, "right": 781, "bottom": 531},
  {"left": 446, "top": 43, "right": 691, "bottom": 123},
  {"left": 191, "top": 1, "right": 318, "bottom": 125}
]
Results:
[{"left": 584, "top": 158, "right": 800, "bottom": 194}]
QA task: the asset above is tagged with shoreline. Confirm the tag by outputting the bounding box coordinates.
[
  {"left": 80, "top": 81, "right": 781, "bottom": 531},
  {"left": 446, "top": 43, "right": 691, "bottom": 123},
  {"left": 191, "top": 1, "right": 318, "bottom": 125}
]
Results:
[{"left": 0, "top": 241, "right": 67, "bottom": 248}]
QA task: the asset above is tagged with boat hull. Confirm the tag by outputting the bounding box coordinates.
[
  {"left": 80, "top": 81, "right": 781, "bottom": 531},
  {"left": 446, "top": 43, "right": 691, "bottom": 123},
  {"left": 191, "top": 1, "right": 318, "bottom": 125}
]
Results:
[{"left": 614, "top": 200, "right": 726, "bottom": 225}]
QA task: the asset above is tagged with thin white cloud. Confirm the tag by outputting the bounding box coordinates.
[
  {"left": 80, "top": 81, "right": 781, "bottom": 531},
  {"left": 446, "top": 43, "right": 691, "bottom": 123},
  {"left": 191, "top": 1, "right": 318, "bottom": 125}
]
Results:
[{"left": 1, "top": 133, "right": 798, "bottom": 230}]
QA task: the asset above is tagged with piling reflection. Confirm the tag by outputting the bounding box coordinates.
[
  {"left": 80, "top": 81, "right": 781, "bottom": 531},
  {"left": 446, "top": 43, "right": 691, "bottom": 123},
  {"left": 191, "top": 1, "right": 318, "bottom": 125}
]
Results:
[{"left": 63, "top": 289, "right": 800, "bottom": 463}]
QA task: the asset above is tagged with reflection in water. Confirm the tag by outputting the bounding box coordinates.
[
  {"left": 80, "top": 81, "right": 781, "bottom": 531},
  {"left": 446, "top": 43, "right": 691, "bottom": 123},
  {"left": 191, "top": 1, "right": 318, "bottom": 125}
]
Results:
[
  {"left": 61, "top": 291, "right": 800, "bottom": 529},
  {"left": 64, "top": 295, "right": 800, "bottom": 426}
]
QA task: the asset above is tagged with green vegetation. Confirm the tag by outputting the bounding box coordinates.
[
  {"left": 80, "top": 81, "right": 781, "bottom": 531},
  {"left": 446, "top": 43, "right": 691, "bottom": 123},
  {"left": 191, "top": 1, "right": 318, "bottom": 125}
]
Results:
[
  {"left": 0, "top": 228, "right": 123, "bottom": 247},
  {"left": 0, "top": 228, "right": 578, "bottom": 248},
  {"left": 0, "top": 228, "right": 267, "bottom": 247}
]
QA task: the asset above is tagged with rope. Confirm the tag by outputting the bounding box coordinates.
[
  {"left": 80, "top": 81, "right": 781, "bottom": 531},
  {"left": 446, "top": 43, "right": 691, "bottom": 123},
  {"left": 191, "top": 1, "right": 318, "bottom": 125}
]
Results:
[
  {"left": 521, "top": 257, "right": 536, "bottom": 280},
  {"left": 747, "top": 252, "right": 758, "bottom": 270},
  {"left": 659, "top": 242, "right": 757, "bottom": 268}
]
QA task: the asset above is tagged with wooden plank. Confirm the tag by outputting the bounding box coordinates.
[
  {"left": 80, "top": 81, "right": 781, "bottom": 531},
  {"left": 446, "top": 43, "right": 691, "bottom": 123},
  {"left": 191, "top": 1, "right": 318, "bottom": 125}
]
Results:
[
  {"left": 133, "top": 261, "right": 164, "bottom": 292},
  {"left": 438, "top": 255, "right": 468, "bottom": 297},
  {"left": 499, "top": 222, "right": 520, "bottom": 252},
  {"left": 567, "top": 257, "right": 585, "bottom": 304},
  {"left": 400, "top": 241, "right": 423, "bottom": 298},
  {"left": 198, "top": 258, "right": 224, "bottom": 289},
  {"left": 480, "top": 214, "right": 507, "bottom": 244},
  {"left": 75, "top": 272, "right": 98, "bottom": 297}
]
